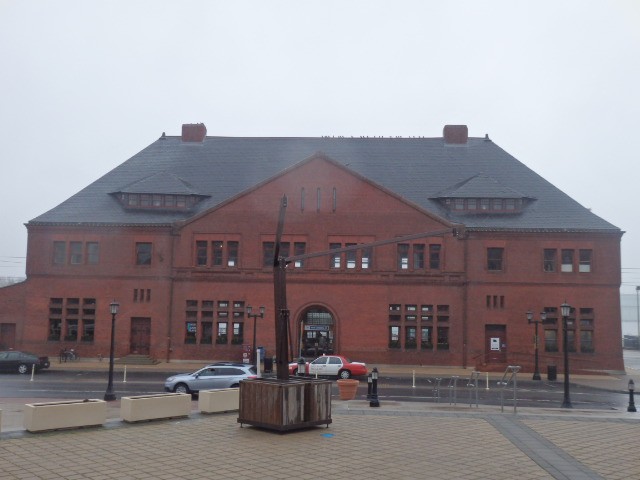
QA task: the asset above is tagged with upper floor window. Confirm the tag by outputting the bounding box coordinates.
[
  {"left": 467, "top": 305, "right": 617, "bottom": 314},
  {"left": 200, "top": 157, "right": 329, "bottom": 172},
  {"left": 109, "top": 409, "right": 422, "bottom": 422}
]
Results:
[
  {"left": 53, "top": 241, "right": 99, "bottom": 266},
  {"left": 194, "top": 240, "right": 240, "bottom": 268},
  {"left": 561, "top": 249, "right": 574, "bottom": 272},
  {"left": 413, "top": 244, "right": 425, "bottom": 269},
  {"left": 579, "top": 249, "right": 592, "bottom": 273},
  {"left": 429, "top": 244, "right": 441, "bottom": 270},
  {"left": 397, "top": 244, "right": 409, "bottom": 270},
  {"left": 196, "top": 241, "right": 208, "bottom": 266},
  {"left": 487, "top": 248, "right": 504, "bottom": 271},
  {"left": 53, "top": 242, "right": 66, "bottom": 265},
  {"left": 136, "top": 242, "right": 152, "bottom": 265},
  {"left": 543, "top": 249, "right": 556, "bottom": 272}
]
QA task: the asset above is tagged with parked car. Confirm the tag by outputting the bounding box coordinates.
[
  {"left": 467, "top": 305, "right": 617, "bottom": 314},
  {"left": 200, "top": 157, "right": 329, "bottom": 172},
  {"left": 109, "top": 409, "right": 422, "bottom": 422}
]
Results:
[
  {"left": 288, "top": 354, "right": 367, "bottom": 379},
  {"left": 0, "top": 350, "right": 50, "bottom": 374},
  {"left": 164, "top": 363, "right": 257, "bottom": 394}
]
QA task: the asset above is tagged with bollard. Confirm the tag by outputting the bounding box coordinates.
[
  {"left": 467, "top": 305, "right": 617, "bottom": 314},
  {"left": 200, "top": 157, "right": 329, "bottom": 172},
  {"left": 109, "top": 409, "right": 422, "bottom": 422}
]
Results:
[
  {"left": 297, "top": 357, "right": 306, "bottom": 377},
  {"left": 30, "top": 363, "right": 35, "bottom": 382},
  {"left": 628, "top": 379, "right": 637, "bottom": 413},
  {"left": 366, "top": 373, "right": 372, "bottom": 399},
  {"left": 486, "top": 372, "right": 490, "bottom": 390},
  {"left": 123, "top": 365, "right": 127, "bottom": 383},
  {"left": 369, "top": 367, "right": 380, "bottom": 407},
  {"left": 412, "top": 370, "right": 416, "bottom": 388}
]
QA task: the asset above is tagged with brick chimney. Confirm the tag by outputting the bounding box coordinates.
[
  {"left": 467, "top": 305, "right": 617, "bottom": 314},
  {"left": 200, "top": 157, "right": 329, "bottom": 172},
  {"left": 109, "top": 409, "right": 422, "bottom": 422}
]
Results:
[
  {"left": 443, "top": 125, "right": 468, "bottom": 144},
  {"left": 182, "top": 123, "right": 207, "bottom": 142}
]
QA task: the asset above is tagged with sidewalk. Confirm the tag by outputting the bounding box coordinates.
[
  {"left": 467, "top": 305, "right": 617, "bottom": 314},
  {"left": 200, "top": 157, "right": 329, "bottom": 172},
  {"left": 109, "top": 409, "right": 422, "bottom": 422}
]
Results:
[{"left": 1, "top": 360, "right": 640, "bottom": 479}]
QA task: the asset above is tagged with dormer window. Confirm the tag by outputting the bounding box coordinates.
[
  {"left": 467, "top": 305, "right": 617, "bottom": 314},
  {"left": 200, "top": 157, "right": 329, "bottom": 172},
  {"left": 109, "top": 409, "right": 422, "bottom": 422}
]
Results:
[
  {"left": 434, "top": 173, "right": 533, "bottom": 215},
  {"left": 443, "top": 197, "right": 524, "bottom": 213},
  {"left": 111, "top": 171, "right": 210, "bottom": 212}
]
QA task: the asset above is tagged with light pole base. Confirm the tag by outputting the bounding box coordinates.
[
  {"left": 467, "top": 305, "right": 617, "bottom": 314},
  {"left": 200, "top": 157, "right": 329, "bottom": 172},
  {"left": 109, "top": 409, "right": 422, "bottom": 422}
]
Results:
[
  {"left": 561, "top": 400, "right": 573, "bottom": 408},
  {"left": 532, "top": 372, "right": 541, "bottom": 381},
  {"left": 104, "top": 392, "right": 116, "bottom": 402}
]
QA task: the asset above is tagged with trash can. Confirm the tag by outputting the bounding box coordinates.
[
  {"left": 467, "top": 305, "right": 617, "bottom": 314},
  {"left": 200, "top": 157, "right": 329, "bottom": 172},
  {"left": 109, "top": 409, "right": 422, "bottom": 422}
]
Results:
[
  {"left": 264, "top": 357, "right": 273, "bottom": 373},
  {"left": 547, "top": 365, "right": 557, "bottom": 381}
]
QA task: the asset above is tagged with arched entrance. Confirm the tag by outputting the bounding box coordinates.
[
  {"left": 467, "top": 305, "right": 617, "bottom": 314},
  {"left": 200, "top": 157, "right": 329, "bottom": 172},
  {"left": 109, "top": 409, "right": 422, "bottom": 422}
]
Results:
[{"left": 298, "top": 306, "right": 335, "bottom": 358}]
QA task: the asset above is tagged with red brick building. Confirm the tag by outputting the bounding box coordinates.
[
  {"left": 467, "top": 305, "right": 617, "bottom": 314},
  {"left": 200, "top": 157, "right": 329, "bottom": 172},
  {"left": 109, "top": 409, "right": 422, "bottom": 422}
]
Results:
[{"left": 0, "top": 124, "right": 624, "bottom": 373}]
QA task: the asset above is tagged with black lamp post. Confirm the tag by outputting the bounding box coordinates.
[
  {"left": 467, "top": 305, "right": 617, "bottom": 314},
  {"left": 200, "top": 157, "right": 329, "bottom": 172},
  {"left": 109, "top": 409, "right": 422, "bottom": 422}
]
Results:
[
  {"left": 246, "top": 305, "right": 265, "bottom": 370},
  {"left": 369, "top": 367, "right": 380, "bottom": 407},
  {"left": 526, "top": 310, "right": 546, "bottom": 381},
  {"left": 560, "top": 302, "right": 572, "bottom": 408},
  {"left": 628, "top": 379, "right": 637, "bottom": 412},
  {"left": 104, "top": 300, "right": 119, "bottom": 401}
]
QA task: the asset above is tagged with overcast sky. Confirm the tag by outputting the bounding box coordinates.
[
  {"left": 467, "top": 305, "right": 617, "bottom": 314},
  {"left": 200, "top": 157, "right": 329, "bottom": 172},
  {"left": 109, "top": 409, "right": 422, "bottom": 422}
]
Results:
[{"left": 1, "top": 0, "right": 639, "bottom": 293}]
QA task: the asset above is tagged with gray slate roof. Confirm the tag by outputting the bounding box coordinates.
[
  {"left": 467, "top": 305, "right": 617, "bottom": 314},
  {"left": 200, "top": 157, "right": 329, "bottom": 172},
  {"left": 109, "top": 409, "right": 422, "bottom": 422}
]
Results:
[{"left": 29, "top": 135, "right": 619, "bottom": 232}]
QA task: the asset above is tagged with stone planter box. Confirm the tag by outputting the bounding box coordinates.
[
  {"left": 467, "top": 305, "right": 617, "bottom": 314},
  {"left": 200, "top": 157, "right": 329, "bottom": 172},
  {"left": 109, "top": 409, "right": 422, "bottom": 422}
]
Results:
[
  {"left": 198, "top": 388, "right": 239, "bottom": 413},
  {"left": 120, "top": 393, "right": 192, "bottom": 423},
  {"left": 23, "top": 399, "right": 106, "bottom": 432},
  {"left": 238, "top": 378, "right": 332, "bottom": 431}
]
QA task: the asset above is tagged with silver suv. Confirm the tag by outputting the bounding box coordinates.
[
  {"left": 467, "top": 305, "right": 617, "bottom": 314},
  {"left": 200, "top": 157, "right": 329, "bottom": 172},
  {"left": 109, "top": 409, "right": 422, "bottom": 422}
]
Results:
[{"left": 164, "top": 363, "right": 257, "bottom": 394}]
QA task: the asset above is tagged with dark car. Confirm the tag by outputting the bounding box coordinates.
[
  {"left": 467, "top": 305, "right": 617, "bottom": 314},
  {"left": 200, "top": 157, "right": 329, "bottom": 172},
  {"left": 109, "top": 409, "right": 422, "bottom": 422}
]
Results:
[{"left": 0, "top": 350, "right": 50, "bottom": 374}]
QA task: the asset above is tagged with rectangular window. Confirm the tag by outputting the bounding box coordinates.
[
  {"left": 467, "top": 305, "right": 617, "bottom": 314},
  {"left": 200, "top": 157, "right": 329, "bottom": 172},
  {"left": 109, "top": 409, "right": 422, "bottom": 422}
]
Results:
[
  {"left": 453, "top": 198, "right": 464, "bottom": 210},
  {"left": 65, "top": 319, "right": 78, "bottom": 341},
  {"left": 232, "top": 322, "right": 244, "bottom": 344},
  {"left": 164, "top": 195, "right": 175, "bottom": 207},
  {"left": 128, "top": 194, "right": 139, "bottom": 206},
  {"left": 413, "top": 244, "right": 425, "bottom": 269},
  {"left": 398, "top": 244, "right": 409, "bottom": 270},
  {"left": 480, "top": 199, "right": 490, "bottom": 210},
  {"left": 81, "top": 320, "right": 95, "bottom": 342},
  {"left": 429, "top": 244, "right": 441, "bottom": 270},
  {"left": 437, "top": 305, "right": 450, "bottom": 322},
  {"left": 227, "top": 241, "right": 239, "bottom": 267},
  {"left": 505, "top": 199, "right": 516, "bottom": 210},
  {"left": 487, "top": 247, "right": 504, "bottom": 271},
  {"left": 467, "top": 199, "right": 477, "bottom": 210},
  {"left": 212, "top": 241, "right": 223, "bottom": 266},
  {"left": 86, "top": 242, "right": 99, "bottom": 264},
  {"left": 294, "top": 242, "right": 306, "bottom": 268},
  {"left": 136, "top": 242, "right": 152, "bottom": 265},
  {"left": 69, "top": 242, "right": 83, "bottom": 264},
  {"left": 405, "top": 327, "right": 417, "bottom": 349},
  {"left": 140, "top": 194, "right": 151, "bottom": 206},
  {"left": 566, "top": 329, "right": 576, "bottom": 353},
  {"left": 330, "top": 243, "right": 341, "bottom": 269},
  {"left": 579, "top": 249, "right": 592, "bottom": 273},
  {"left": 543, "top": 249, "right": 556, "bottom": 272},
  {"left": 544, "top": 329, "right": 558, "bottom": 352},
  {"left": 278, "top": 242, "right": 290, "bottom": 260},
  {"left": 436, "top": 327, "right": 449, "bottom": 350},
  {"left": 389, "top": 326, "right": 400, "bottom": 348},
  {"left": 580, "top": 330, "right": 594, "bottom": 353},
  {"left": 185, "top": 322, "right": 197, "bottom": 344},
  {"left": 201, "top": 321, "right": 213, "bottom": 344},
  {"left": 346, "top": 243, "right": 357, "bottom": 269},
  {"left": 216, "top": 322, "right": 228, "bottom": 344},
  {"left": 196, "top": 241, "right": 208, "bottom": 266},
  {"left": 48, "top": 319, "right": 62, "bottom": 341},
  {"left": 561, "top": 249, "right": 574, "bottom": 272},
  {"left": 263, "top": 242, "right": 275, "bottom": 268},
  {"left": 152, "top": 194, "right": 162, "bottom": 207},
  {"left": 361, "top": 247, "right": 372, "bottom": 270},
  {"left": 420, "top": 327, "right": 433, "bottom": 349},
  {"left": 492, "top": 199, "right": 503, "bottom": 210},
  {"left": 53, "top": 241, "right": 66, "bottom": 265},
  {"left": 176, "top": 195, "right": 186, "bottom": 207}
]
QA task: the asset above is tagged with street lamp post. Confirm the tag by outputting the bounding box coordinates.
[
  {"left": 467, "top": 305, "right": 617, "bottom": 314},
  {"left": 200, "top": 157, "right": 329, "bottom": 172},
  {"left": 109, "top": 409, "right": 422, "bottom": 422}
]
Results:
[
  {"left": 104, "top": 300, "right": 119, "bottom": 402},
  {"left": 560, "top": 302, "right": 572, "bottom": 408},
  {"left": 247, "top": 305, "right": 265, "bottom": 369},
  {"left": 526, "top": 310, "right": 547, "bottom": 380}
]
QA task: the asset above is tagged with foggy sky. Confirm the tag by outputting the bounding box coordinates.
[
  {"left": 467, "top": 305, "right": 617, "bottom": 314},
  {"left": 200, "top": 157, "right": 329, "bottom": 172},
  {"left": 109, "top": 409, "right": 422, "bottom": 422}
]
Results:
[{"left": 1, "top": 0, "right": 639, "bottom": 293}]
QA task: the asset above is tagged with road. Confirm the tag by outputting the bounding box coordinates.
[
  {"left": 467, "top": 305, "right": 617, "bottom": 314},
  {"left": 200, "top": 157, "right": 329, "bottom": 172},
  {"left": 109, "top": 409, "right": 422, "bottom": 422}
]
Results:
[{"left": 0, "top": 366, "right": 630, "bottom": 411}]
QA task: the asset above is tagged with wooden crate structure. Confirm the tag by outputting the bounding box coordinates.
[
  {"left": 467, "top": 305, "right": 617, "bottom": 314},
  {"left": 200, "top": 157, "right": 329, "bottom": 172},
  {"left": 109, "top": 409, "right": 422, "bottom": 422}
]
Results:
[{"left": 237, "top": 378, "right": 332, "bottom": 431}]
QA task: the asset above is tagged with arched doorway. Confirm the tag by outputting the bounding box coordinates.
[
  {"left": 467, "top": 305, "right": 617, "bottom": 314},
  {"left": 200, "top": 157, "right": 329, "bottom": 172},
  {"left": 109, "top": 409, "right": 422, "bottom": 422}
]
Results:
[{"left": 298, "top": 306, "right": 335, "bottom": 358}]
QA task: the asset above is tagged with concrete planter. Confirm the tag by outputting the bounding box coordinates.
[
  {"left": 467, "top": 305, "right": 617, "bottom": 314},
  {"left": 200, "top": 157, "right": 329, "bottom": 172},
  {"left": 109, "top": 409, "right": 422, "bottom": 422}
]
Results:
[
  {"left": 120, "top": 393, "right": 191, "bottom": 423},
  {"left": 23, "top": 399, "right": 106, "bottom": 432},
  {"left": 198, "top": 388, "right": 239, "bottom": 413}
]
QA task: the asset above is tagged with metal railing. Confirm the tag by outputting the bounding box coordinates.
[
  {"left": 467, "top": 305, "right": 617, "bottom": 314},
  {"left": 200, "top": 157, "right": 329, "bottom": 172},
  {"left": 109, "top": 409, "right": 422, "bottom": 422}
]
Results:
[{"left": 497, "top": 365, "right": 521, "bottom": 413}]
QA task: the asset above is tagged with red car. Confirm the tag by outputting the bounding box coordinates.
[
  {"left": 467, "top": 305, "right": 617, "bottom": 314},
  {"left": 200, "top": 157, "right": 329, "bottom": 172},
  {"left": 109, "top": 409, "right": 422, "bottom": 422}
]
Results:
[{"left": 289, "top": 354, "right": 367, "bottom": 379}]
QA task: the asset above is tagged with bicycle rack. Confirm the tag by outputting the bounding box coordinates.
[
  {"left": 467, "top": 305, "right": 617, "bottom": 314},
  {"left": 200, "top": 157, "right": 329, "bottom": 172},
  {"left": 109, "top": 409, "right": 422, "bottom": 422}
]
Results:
[
  {"left": 448, "top": 376, "right": 460, "bottom": 405},
  {"left": 433, "top": 377, "right": 443, "bottom": 403},
  {"left": 467, "top": 371, "right": 480, "bottom": 408},
  {"left": 497, "top": 365, "right": 521, "bottom": 413}
]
